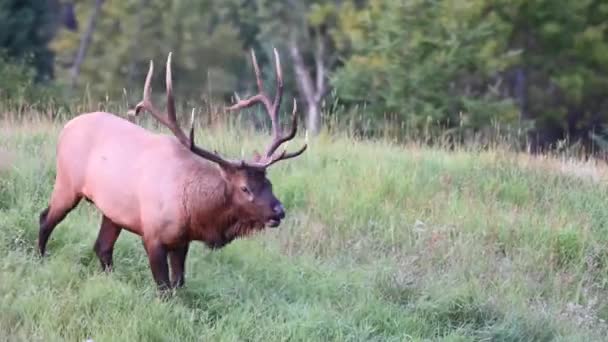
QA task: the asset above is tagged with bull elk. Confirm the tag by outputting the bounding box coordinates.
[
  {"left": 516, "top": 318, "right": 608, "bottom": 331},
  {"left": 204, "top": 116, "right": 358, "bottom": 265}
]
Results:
[{"left": 38, "top": 49, "right": 306, "bottom": 291}]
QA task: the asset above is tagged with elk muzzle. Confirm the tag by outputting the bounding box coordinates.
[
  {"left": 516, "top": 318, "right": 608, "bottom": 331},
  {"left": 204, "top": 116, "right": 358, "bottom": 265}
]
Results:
[{"left": 266, "top": 203, "right": 285, "bottom": 228}]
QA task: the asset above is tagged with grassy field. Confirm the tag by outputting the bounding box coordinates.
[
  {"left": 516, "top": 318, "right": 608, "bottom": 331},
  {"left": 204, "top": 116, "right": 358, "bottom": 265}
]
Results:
[{"left": 1, "top": 116, "right": 608, "bottom": 341}]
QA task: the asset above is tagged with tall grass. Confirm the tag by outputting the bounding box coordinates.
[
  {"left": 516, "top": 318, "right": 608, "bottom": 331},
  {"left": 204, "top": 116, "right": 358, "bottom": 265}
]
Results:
[{"left": 1, "top": 113, "right": 608, "bottom": 341}]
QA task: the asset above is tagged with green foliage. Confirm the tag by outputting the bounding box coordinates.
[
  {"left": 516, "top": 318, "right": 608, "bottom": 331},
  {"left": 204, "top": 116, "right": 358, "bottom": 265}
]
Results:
[
  {"left": 52, "top": 0, "right": 245, "bottom": 102},
  {"left": 0, "top": 0, "right": 58, "bottom": 81},
  {"left": 485, "top": 0, "right": 608, "bottom": 146},
  {"left": 332, "top": 0, "right": 518, "bottom": 134},
  {"left": 555, "top": 228, "right": 583, "bottom": 267},
  {"left": 333, "top": 0, "right": 608, "bottom": 147},
  {"left": 0, "top": 55, "right": 62, "bottom": 111}
]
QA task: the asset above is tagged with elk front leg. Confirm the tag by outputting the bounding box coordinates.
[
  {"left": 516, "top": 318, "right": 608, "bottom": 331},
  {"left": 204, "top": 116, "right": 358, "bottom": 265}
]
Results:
[
  {"left": 169, "top": 244, "right": 189, "bottom": 288},
  {"left": 143, "top": 239, "right": 170, "bottom": 292}
]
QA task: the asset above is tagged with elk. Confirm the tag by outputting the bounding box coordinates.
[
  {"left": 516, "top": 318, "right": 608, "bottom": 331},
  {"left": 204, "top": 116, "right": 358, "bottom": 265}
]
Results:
[{"left": 38, "top": 49, "right": 306, "bottom": 291}]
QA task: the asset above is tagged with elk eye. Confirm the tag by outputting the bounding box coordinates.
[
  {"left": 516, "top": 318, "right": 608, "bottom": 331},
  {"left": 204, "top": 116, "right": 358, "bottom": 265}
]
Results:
[{"left": 240, "top": 186, "right": 250, "bottom": 194}]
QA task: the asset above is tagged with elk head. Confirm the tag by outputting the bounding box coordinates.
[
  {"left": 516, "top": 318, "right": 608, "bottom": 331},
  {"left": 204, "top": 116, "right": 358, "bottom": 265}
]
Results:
[{"left": 133, "top": 49, "right": 306, "bottom": 229}]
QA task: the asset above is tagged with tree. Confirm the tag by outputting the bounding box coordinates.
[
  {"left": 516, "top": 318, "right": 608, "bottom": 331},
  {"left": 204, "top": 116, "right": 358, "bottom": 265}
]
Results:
[
  {"left": 69, "top": 0, "right": 104, "bottom": 88},
  {"left": 333, "top": 0, "right": 608, "bottom": 150},
  {"left": 0, "top": 0, "right": 61, "bottom": 81},
  {"left": 333, "top": 0, "right": 517, "bottom": 136},
  {"left": 51, "top": 0, "right": 245, "bottom": 104},
  {"left": 483, "top": 0, "right": 608, "bottom": 150}
]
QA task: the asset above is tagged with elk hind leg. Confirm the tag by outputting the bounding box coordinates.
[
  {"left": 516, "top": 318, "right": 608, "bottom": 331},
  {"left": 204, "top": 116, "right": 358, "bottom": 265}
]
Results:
[
  {"left": 94, "top": 215, "right": 122, "bottom": 272},
  {"left": 38, "top": 186, "right": 81, "bottom": 256}
]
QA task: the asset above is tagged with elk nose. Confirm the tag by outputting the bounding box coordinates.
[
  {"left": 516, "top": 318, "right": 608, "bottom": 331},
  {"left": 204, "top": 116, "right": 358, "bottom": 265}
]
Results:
[{"left": 273, "top": 203, "right": 285, "bottom": 219}]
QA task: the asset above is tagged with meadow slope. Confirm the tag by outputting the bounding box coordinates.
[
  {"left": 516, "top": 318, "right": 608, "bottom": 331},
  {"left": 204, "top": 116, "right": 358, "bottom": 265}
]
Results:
[{"left": 1, "top": 119, "right": 608, "bottom": 341}]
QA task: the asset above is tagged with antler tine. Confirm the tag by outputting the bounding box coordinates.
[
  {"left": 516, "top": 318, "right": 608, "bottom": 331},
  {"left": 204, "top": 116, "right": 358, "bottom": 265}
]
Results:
[
  {"left": 271, "top": 47, "right": 284, "bottom": 135},
  {"left": 142, "top": 60, "right": 154, "bottom": 109},
  {"left": 261, "top": 144, "right": 308, "bottom": 169},
  {"left": 264, "top": 98, "right": 298, "bottom": 157},
  {"left": 166, "top": 54, "right": 177, "bottom": 126},
  {"left": 134, "top": 60, "right": 154, "bottom": 115},
  {"left": 251, "top": 49, "right": 264, "bottom": 94},
  {"left": 285, "top": 98, "right": 298, "bottom": 140},
  {"left": 226, "top": 49, "right": 273, "bottom": 113},
  {"left": 189, "top": 108, "right": 196, "bottom": 147},
  {"left": 165, "top": 53, "right": 191, "bottom": 148}
]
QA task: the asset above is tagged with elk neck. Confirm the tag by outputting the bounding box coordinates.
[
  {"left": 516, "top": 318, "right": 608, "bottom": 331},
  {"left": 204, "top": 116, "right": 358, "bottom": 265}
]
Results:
[{"left": 181, "top": 160, "right": 261, "bottom": 248}]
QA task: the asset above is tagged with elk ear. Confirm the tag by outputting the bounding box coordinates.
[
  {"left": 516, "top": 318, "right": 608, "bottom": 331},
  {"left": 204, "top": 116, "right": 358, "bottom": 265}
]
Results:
[
  {"left": 217, "top": 165, "right": 233, "bottom": 183},
  {"left": 216, "top": 161, "right": 241, "bottom": 182}
]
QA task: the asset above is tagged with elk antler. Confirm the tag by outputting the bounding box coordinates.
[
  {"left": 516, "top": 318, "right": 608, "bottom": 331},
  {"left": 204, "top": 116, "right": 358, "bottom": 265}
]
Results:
[
  {"left": 227, "top": 48, "right": 307, "bottom": 168},
  {"left": 133, "top": 53, "right": 251, "bottom": 170}
]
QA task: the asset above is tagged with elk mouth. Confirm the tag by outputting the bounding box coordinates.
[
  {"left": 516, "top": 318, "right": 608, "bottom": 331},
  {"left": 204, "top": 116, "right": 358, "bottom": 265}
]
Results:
[{"left": 266, "top": 218, "right": 281, "bottom": 228}]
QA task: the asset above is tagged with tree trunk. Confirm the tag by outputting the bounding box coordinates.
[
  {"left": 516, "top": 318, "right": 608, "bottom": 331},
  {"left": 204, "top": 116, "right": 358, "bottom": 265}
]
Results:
[
  {"left": 70, "top": 0, "right": 104, "bottom": 89},
  {"left": 288, "top": 38, "right": 324, "bottom": 136},
  {"left": 307, "top": 105, "right": 321, "bottom": 136}
]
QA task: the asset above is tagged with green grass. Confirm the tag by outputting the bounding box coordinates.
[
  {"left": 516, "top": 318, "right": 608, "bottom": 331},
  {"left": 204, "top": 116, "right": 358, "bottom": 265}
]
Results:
[{"left": 1, "top": 117, "right": 608, "bottom": 341}]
